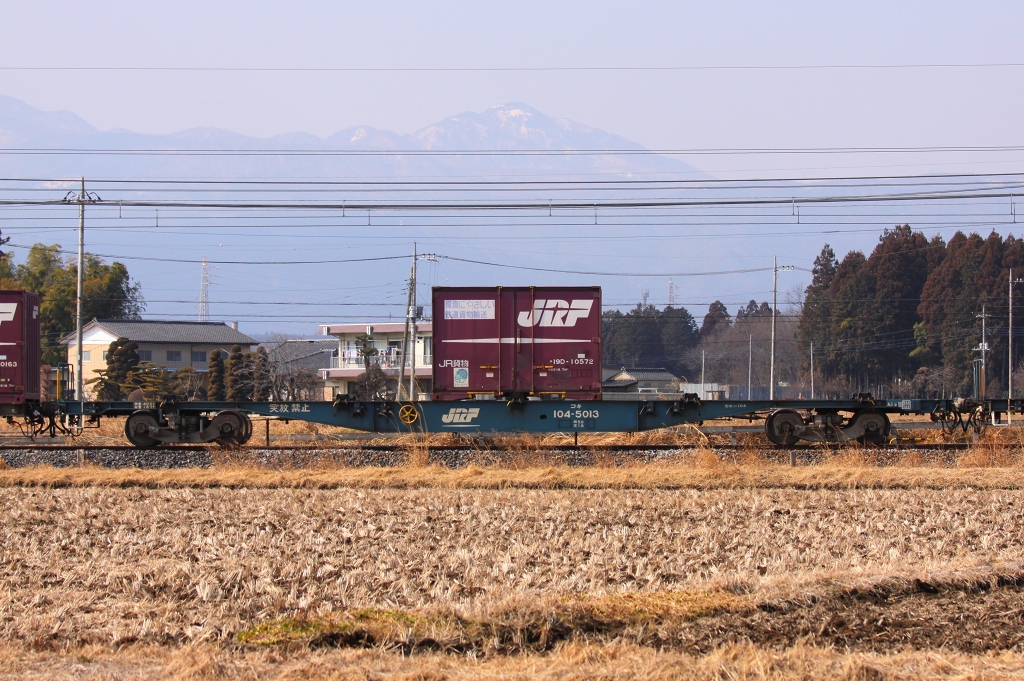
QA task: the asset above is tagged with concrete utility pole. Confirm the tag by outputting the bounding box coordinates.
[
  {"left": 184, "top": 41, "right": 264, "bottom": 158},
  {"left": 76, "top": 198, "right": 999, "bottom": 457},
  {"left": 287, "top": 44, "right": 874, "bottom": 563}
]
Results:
[
  {"left": 770, "top": 256, "right": 795, "bottom": 400},
  {"left": 810, "top": 342, "right": 815, "bottom": 399},
  {"left": 700, "top": 349, "right": 705, "bottom": 400},
  {"left": 399, "top": 246, "right": 416, "bottom": 401},
  {"left": 409, "top": 243, "right": 418, "bottom": 401},
  {"left": 65, "top": 179, "right": 99, "bottom": 402},
  {"left": 76, "top": 180, "right": 85, "bottom": 401},
  {"left": 747, "top": 334, "right": 752, "bottom": 400},
  {"left": 1010, "top": 270, "right": 1024, "bottom": 424},
  {"left": 977, "top": 306, "right": 991, "bottom": 398}
]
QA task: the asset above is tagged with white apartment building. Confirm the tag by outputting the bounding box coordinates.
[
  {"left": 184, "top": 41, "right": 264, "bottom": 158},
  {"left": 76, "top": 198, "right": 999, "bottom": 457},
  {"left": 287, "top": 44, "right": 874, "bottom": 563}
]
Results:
[{"left": 318, "top": 322, "right": 432, "bottom": 398}]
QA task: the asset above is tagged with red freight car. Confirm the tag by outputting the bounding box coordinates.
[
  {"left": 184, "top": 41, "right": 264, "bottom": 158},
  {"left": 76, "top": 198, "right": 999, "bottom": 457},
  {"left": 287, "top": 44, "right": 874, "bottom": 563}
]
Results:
[
  {"left": 0, "top": 290, "right": 40, "bottom": 410},
  {"left": 432, "top": 286, "right": 602, "bottom": 401}
]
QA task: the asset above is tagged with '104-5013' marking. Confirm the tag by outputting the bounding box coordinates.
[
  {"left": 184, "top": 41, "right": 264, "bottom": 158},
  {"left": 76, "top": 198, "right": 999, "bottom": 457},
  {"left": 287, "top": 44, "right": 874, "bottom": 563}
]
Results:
[{"left": 553, "top": 404, "right": 599, "bottom": 419}]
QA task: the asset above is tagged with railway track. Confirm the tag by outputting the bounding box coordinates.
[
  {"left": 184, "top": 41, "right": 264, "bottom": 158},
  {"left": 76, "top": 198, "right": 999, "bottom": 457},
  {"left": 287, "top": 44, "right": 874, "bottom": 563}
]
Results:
[{"left": 0, "top": 441, "right": 998, "bottom": 469}]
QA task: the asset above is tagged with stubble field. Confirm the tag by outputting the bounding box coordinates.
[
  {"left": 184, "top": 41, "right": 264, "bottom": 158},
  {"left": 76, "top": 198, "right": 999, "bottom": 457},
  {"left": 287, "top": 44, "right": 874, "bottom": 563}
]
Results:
[{"left": 3, "top": 453, "right": 1024, "bottom": 679}]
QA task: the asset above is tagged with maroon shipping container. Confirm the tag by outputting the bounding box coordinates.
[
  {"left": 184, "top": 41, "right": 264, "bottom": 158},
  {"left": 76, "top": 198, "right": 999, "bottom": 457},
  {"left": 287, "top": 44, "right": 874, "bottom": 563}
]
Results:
[
  {"left": 432, "top": 286, "right": 602, "bottom": 401},
  {"left": 0, "top": 290, "right": 40, "bottom": 407}
]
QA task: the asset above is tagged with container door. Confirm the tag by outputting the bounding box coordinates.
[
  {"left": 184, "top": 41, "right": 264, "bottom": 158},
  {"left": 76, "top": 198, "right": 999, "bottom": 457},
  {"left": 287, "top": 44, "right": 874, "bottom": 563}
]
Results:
[{"left": 514, "top": 288, "right": 537, "bottom": 395}]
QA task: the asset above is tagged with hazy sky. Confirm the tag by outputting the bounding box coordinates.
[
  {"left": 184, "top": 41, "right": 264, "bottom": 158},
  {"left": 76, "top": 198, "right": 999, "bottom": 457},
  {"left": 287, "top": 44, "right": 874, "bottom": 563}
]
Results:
[{"left": 2, "top": 1, "right": 1023, "bottom": 176}]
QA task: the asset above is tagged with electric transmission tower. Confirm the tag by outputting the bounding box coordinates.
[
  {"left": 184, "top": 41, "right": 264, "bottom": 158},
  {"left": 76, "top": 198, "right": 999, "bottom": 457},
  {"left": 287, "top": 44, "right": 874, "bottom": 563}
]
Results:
[
  {"left": 198, "top": 257, "right": 210, "bottom": 322},
  {"left": 667, "top": 278, "right": 676, "bottom": 306}
]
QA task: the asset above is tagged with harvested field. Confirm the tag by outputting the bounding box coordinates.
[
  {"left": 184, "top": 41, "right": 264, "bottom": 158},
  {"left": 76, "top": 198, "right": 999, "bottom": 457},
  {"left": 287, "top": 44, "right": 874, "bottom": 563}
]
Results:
[{"left": 3, "top": 474, "right": 1024, "bottom": 678}]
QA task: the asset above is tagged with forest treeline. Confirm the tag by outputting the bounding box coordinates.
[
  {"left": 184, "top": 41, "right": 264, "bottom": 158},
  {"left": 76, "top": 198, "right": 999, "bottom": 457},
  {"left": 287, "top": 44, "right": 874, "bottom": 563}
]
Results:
[{"left": 602, "top": 227, "right": 1024, "bottom": 398}]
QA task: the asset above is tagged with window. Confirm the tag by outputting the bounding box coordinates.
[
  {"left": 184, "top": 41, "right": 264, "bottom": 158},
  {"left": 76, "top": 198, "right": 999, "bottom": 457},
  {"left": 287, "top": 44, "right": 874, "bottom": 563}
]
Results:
[
  {"left": 138, "top": 350, "right": 152, "bottom": 362},
  {"left": 166, "top": 350, "right": 182, "bottom": 362},
  {"left": 191, "top": 350, "right": 207, "bottom": 363},
  {"left": 102, "top": 351, "right": 108, "bottom": 361},
  {"left": 81, "top": 350, "right": 91, "bottom": 362}
]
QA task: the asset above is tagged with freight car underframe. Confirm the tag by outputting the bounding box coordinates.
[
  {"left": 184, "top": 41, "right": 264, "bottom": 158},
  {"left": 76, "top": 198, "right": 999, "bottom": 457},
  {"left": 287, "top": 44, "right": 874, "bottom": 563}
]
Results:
[{"left": 47, "top": 395, "right": 1010, "bottom": 447}]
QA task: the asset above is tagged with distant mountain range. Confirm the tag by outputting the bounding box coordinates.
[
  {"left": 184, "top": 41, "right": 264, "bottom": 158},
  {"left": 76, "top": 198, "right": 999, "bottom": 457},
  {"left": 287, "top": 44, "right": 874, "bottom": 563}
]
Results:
[{"left": 0, "top": 97, "right": 704, "bottom": 180}]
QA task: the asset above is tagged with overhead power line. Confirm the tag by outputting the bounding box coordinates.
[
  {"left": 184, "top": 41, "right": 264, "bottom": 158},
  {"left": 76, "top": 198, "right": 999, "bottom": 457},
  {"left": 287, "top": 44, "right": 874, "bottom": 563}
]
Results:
[
  {"left": 5, "top": 169, "right": 1024, "bottom": 185},
  {"left": 3, "top": 241, "right": 813, "bottom": 277},
  {"left": 0, "top": 189, "right": 1017, "bottom": 210},
  {"left": 2, "top": 63, "right": 1024, "bottom": 73}
]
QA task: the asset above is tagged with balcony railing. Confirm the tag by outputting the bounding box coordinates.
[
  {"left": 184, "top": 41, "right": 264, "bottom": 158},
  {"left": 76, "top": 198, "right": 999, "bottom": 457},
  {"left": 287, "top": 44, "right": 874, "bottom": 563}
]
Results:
[{"left": 330, "top": 353, "right": 432, "bottom": 370}]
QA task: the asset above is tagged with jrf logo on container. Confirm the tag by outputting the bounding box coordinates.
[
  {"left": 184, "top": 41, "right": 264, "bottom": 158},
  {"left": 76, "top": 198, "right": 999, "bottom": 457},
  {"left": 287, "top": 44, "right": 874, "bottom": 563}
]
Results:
[
  {"left": 517, "top": 299, "right": 594, "bottom": 327},
  {"left": 441, "top": 407, "right": 481, "bottom": 425},
  {"left": 0, "top": 303, "right": 17, "bottom": 328}
]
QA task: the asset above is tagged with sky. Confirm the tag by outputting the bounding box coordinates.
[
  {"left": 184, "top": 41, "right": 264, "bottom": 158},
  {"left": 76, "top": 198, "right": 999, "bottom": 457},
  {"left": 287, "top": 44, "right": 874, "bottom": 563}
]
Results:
[
  {"left": 1, "top": 1, "right": 1023, "bottom": 176},
  {"left": 1, "top": 1, "right": 1023, "bottom": 336}
]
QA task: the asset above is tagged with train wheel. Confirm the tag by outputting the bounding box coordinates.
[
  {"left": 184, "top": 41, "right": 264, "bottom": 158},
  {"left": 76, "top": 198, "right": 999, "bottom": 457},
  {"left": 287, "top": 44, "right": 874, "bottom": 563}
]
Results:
[
  {"left": 851, "top": 411, "right": 890, "bottom": 446},
  {"left": 765, "top": 409, "right": 804, "bottom": 447},
  {"left": 237, "top": 412, "right": 253, "bottom": 445},
  {"left": 210, "top": 411, "right": 249, "bottom": 446},
  {"left": 125, "top": 411, "right": 160, "bottom": 448}
]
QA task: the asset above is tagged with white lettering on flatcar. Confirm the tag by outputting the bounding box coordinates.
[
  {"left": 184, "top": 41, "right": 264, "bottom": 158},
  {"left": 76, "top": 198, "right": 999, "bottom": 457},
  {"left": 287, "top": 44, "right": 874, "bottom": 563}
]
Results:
[{"left": 517, "top": 300, "right": 594, "bottom": 327}]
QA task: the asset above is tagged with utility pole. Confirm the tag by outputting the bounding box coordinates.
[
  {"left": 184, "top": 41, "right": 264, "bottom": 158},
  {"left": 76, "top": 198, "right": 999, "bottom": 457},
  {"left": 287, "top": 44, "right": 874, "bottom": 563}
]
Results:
[
  {"left": 747, "top": 334, "right": 752, "bottom": 400},
  {"left": 976, "top": 306, "right": 991, "bottom": 398},
  {"left": 810, "top": 342, "right": 815, "bottom": 399},
  {"left": 409, "top": 244, "right": 418, "bottom": 401},
  {"left": 700, "top": 349, "right": 705, "bottom": 400},
  {"left": 770, "top": 256, "right": 795, "bottom": 400},
  {"left": 1010, "top": 270, "right": 1024, "bottom": 424},
  {"left": 63, "top": 180, "right": 99, "bottom": 401},
  {"left": 399, "top": 245, "right": 416, "bottom": 401}
]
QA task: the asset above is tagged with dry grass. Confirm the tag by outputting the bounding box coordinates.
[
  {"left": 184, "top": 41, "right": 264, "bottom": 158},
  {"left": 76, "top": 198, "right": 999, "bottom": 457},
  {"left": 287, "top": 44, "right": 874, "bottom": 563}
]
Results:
[
  {"left": 6, "top": 457, "right": 1024, "bottom": 490},
  {"left": 3, "top": 642, "right": 1024, "bottom": 680},
  {"left": 3, "top": 485, "right": 1024, "bottom": 650},
  {"left": 4, "top": 471, "right": 1024, "bottom": 677}
]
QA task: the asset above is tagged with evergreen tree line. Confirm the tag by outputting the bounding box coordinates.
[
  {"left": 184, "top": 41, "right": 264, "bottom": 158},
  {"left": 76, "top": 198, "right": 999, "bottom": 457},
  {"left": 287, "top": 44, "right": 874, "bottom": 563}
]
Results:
[
  {"left": 800, "top": 226, "right": 1024, "bottom": 398},
  {"left": 92, "top": 341, "right": 271, "bottom": 402}
]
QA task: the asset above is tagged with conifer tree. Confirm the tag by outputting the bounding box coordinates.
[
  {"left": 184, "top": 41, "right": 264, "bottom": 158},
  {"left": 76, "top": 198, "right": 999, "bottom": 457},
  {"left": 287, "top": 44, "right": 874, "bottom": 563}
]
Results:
[
  {"left": 225, "top": 344, "right": 244, "bottom": 401},
  {"left": 208, "top": 349, "right": 226, "bottom": 401}
]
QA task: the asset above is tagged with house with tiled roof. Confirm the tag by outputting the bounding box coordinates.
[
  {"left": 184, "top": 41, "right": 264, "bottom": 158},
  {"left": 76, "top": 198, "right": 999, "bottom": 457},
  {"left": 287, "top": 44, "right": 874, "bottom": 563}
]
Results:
[
  {"left": 61, "top": 319, "right": 257, "bottom": 398},
  {"left": 601, "top": 367, "right": 680, "bottom": 393}
]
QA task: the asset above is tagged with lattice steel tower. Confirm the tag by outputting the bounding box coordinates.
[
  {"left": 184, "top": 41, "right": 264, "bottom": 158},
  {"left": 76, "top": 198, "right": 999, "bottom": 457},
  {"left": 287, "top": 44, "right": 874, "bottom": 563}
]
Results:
[{"left": 198, "top": 257, "right": 210, "bottom": 322}]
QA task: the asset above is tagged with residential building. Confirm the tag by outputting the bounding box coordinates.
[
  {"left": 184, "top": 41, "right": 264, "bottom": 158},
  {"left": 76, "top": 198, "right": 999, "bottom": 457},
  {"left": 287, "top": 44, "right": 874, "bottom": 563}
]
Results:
[
  {"left": 602, "top": 367, "right": 680, "bottom": 394},
  {"left": 318, "top": 322, "right": 432, "bottom": 398},
  {"left": 61, "top": 319, "right": 257, "bottom": 398}
]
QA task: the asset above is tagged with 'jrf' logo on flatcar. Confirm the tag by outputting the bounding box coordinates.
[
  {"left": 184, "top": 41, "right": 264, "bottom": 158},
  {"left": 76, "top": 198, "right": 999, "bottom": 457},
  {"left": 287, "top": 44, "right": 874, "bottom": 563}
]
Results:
[{"left": 441, "top": 407, "right": 480, "bottom": 425}]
